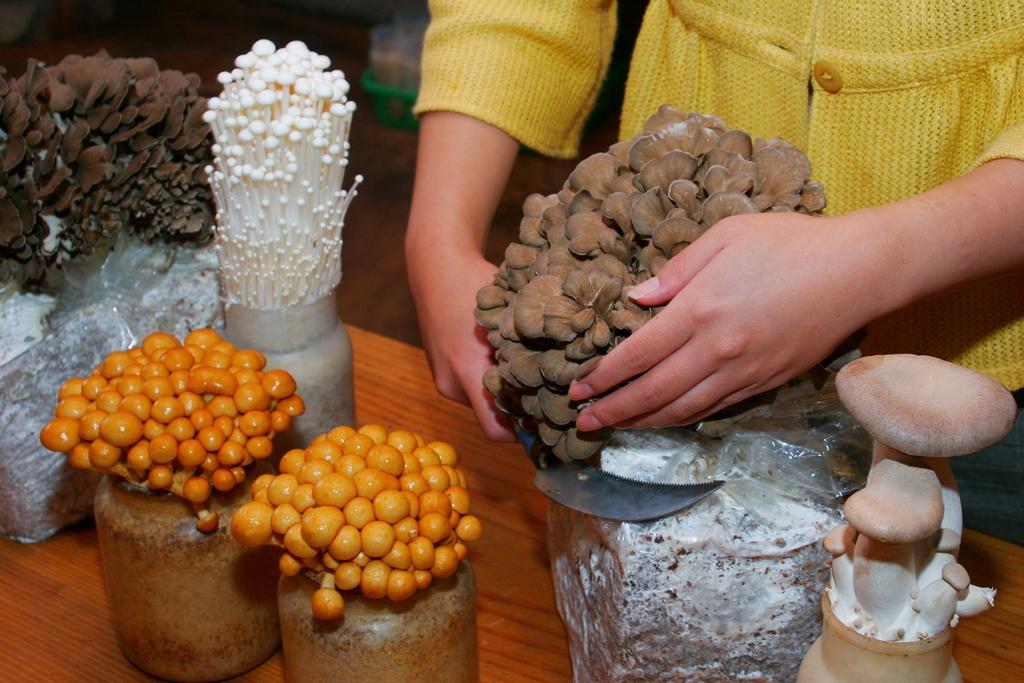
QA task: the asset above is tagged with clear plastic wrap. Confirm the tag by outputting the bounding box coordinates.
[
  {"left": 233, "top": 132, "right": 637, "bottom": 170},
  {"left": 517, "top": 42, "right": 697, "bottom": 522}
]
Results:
[
  {"left": 56, "top": 236, "right": 222, "bottom": 337},
  {"left": 600, "top": 376, "right": 871, "bottom": 501},
  {"left": 0, "top": 282, "right": 56, "bottom": 366},
  {"left": 0, "top": 238, "right": 222, "bottom": 542},
  {"left": 551, "top": 374, "right": 873, "bottom": 682}
]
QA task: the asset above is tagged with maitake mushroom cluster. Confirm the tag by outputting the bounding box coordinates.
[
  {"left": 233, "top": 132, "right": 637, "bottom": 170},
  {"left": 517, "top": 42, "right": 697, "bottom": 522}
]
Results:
[
  {"left": 477, "top": 106, "right": 826, "bottom": 460},
  {"left": 39, "top": 328, "right": 304, "bottom": 532},
  {"left": 0, "top": 53, "right": 212, "bottom": 287},
  {"left": 230, "top": 425, "right": 482, "bottom": 620}
]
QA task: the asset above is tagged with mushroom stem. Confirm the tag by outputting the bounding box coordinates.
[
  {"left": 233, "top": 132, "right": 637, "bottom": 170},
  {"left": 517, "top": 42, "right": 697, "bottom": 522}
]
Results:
[
  {"left": 170, "top": 468, "right": 190, "bottom": 498},
  {"left": 915, "top": 458, "right": 963, "bottom": 597},
  {"left": 852, "top": 534, "right": 916, "bottom": 637},
  {"left": 824, "top": 524, "right": 858, "bottom": 624},
  {"left": 911, "top": 577, "right": 958, "bottom": 638},
  {"left": 927, "top": 459, "right": 963, "bottom": 547},
  {"left": 866, "top": 442, "right": 964, "bottom": 613},
  {"left": 956, "top": 585, "right": 996, "bottom": 618},
  {"left": 870, "top": 441, "right": 916, "bottom": 467},
  {"left": 106, "top": 462, "right": 135, "bottom": 481}
]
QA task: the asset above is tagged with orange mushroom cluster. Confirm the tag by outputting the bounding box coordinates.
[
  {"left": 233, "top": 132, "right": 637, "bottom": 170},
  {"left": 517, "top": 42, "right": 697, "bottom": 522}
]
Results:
[
  {"left": 39, "top": 329, "right": 304, "bottom": 532},
  {"left": 230, "top": 425, "right": 483, "bottom": 620}
]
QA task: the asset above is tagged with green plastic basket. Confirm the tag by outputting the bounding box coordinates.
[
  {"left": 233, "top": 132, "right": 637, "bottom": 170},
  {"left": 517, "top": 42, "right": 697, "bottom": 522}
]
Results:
[
  {"left": 362, "top": 69, "right": 420, "bottom": 131},
  {"left": 362, "top": 60, "right": 628, "bottom": 137}
]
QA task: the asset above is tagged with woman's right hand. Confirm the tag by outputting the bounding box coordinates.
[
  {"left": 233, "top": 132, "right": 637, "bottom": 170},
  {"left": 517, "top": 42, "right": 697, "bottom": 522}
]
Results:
[{"left": 405, "top": 112, "right": 520, "bottom": 441}]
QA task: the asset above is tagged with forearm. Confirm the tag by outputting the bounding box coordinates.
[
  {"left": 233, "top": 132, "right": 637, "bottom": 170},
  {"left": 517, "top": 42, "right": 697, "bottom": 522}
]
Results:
[
  {"left": 855, "top": 158, "right": 1024, "bottom": 319},
  {"left": 405, "top": 111, "right": 519, "bottom": 278},
  {"left": 404, "top": 111, "right": 519, "bottom": 439}
]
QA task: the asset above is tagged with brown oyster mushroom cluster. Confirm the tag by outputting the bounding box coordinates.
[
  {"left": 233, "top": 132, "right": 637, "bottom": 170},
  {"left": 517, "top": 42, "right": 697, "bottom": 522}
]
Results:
[
  {"left": 0, "top": 53, "right": 213, "bottom": 287},
  {"left": 477, "top": 106, "right": 826, "bottom": 460}
]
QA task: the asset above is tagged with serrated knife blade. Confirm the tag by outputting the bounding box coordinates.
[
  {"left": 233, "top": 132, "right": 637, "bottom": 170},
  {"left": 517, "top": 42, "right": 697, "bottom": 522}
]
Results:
[{"left": 519, "top": 431, "right": 724, "bottom": 522}]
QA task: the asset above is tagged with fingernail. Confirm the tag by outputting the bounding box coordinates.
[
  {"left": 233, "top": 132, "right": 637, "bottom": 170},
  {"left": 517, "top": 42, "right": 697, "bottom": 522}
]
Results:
[
  {"left": 627, "top": 276, "right": 660, "bottom": 301},
  {"left": 576, "top": 412, "right": 602, "bottom": 432},
  {"left": 576, "top": 357, "right": 600, "bottom": 380},
  {"left": 570, "top": 381, "right": 593, "bottom": 400}
]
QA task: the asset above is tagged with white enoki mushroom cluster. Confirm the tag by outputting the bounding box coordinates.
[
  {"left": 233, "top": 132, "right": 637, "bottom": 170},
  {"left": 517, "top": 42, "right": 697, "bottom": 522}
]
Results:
[{"left": 204, "top": 39, "right": 362, "bottom": 309}]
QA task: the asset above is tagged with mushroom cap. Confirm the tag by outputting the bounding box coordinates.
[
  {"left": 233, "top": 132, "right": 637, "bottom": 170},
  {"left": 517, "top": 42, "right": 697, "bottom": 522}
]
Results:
[
  {"left": 843, "top": 459, "right": 943, "bottom": 543},
  {"left": 836, "top": 354, "right": 1017, "bottom": 457},
  {"left": 823, "top": 523, "right": 857, "bottom": 556},
  {"left": 476, "top": 107, "right": 827, "bottom": 461},
  {"left": 941, "top": 562, "right": 970, "bottom": 592}
]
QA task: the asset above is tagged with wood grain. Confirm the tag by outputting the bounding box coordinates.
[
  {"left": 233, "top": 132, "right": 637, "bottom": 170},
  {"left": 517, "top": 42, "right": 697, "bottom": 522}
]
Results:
[{"left": 1, "top": 327, "right": 1021, "bottom": 682}]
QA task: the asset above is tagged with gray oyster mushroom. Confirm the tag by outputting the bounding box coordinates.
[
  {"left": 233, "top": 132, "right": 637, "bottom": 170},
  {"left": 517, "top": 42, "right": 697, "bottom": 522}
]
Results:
[{"left": 477, "top": 106, "right": 826, "bottom": 460}]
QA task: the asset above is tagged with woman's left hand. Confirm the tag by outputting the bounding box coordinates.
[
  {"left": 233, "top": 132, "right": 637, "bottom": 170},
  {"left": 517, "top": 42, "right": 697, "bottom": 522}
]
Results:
[{"left": 570, "top": 210, "right": 895, "bottom": 430}]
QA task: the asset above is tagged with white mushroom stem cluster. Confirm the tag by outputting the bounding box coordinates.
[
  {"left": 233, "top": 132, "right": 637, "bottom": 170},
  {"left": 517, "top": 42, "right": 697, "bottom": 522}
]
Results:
[
  {"left": 204, "top": 39, "right": 362, "bottom": 309},
  {"left": 824, "top": 354, "right": 1014, "bottom": 641}
]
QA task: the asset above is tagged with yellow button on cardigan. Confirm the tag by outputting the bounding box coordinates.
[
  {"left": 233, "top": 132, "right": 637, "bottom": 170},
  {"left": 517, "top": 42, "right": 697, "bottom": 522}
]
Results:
[{"left": 415, "top": 0, "right": 1024, "bottom": 389}]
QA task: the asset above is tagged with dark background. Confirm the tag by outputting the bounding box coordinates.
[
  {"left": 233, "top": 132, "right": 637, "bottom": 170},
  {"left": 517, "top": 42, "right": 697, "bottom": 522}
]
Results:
[{"left": 0, "top": 0, "right": 635, "bottom": 345}]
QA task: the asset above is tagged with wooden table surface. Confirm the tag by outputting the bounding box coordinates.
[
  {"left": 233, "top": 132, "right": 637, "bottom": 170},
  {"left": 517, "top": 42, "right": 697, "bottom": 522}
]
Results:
[{"left": 1, "top": 327, "right": 1022, "bottom": 682}]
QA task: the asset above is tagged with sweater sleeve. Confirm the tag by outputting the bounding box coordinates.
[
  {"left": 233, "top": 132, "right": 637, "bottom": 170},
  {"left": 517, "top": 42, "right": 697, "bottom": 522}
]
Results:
[
  {"left": 975, "top": 123, "right": 1024, "bottom": 167},
  {"left": 414, "top": 0, "right": 617, "bottom": 158}
]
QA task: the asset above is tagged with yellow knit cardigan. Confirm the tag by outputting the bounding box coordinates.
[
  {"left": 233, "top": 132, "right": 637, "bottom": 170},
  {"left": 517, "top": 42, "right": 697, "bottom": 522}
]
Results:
[{"left": 415, "top": 0, "right": 1024, "bottom": 389}]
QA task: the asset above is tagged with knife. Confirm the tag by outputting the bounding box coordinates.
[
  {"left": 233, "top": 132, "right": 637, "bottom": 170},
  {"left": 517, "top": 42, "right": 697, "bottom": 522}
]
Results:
[
  {"left": 519, "top": 432, "right": 724, "bottom": 522},
  {"left": 512, "top": 333, "right": 863, "bottom": 521}
]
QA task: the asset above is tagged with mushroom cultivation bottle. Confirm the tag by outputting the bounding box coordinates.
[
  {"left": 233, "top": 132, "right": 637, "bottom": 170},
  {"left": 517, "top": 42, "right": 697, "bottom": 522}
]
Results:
[
  {"left": 231, "top": 424, "right": 481, "bottom": 683},
  {"left": 205, "top": 39, "right": 361, "bottom": 453},
  {"left": 40, "top": 329, "right": 305, "bottom": 681},
  {"left": 224, "top": 296, "right": 353, "bottom": 456}
]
